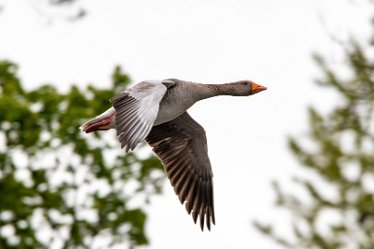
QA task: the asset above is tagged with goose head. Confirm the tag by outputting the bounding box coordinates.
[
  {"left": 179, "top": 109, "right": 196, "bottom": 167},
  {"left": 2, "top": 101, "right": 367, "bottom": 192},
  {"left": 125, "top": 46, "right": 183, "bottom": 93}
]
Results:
[{"left": 224, "top": 80, "right": 267, "bottom": 96}]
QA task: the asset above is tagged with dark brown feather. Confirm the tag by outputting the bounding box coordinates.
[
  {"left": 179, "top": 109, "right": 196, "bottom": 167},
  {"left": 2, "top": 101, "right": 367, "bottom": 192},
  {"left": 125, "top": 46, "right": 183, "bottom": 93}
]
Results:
[{"left": 145, "top": 112, "right": 215, "bottom": 231}]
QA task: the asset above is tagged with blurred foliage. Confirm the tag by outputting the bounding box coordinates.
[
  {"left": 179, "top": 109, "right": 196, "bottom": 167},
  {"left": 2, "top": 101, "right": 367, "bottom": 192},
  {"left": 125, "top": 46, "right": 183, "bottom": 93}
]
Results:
[
  {"left": 49, "top": 0, "right": 79, "bottom": 4},
  {"left": 0, "top": 61, "right": 164, "bottom": 249},
  {"left": 254, "top": 11, "right": 374, "bottom": 249},
  {"left": 0, "top": 0, "right": 85, "bottom": 22},
  {"left": 40, "top": 0, "right": 86, "bottom": 21}
]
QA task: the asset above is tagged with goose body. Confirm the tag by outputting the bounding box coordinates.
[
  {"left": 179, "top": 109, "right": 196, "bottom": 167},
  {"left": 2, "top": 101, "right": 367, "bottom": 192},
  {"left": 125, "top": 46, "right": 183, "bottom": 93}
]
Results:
[{"left": 80, "top": 78, "right": 267, "bottom": 230}]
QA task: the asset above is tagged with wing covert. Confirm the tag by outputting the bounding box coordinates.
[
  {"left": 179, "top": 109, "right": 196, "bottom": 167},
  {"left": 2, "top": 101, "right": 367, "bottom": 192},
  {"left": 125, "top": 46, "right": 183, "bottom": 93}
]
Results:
[{"left": 111, "top": 81, "right": 167, "bottom": 152}]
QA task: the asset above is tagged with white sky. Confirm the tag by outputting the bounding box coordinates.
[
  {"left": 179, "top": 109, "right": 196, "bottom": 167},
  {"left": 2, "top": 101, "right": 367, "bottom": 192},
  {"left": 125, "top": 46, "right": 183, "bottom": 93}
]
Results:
[{"left": 0, "top": 0, "right": 372, "bottom": 248}]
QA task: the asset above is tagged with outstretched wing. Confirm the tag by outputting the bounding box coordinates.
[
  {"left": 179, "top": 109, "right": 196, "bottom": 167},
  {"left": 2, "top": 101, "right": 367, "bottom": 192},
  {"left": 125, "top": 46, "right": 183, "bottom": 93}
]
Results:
[
  {"left": 111, "top": 80, "right": 168, "bottom": 152},
  {"left": 145, "top": 112, "right": 215, "bottom": 230}
]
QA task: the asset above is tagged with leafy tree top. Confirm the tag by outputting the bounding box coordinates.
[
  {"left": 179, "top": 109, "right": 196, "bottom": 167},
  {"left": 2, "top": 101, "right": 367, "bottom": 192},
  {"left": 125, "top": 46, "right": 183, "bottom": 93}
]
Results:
[
  {"left": 255, "top": 14, "right": 374, "bottom": 249},
  {"left": 0, "top": 60, "right": 164, "bottom": 249}
]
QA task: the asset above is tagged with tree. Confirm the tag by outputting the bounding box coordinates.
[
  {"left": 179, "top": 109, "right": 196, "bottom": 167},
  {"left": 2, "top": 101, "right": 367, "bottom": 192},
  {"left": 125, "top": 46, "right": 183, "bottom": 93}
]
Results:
[
  {"left": 0, "top": 60, "right": 164, "bottom": 249},
  {"left": 254, "top": 10, "right": 374, "bottom": 249},
  {"left": 0, "top": 0, "right": 85, "bottom": 22}
]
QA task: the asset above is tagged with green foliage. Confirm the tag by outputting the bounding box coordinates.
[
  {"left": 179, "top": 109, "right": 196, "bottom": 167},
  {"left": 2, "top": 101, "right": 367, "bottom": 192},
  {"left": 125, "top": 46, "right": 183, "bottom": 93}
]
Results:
[
  {"left": 49, "top": 0, "right": 79, "bottom": 4},
  {"left": 0, "top": 0, "right": 86, "bottom": 22},
  {"left": 254, "top": 16, "right": 374, "bottom": 249},
  {"left": 0, "top": 60, "right": 164, "bottom": 249}
]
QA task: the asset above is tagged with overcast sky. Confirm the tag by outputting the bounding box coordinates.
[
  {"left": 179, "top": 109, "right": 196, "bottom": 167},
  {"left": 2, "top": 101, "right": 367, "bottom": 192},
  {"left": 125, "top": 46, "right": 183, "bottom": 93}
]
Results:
[{"left": 0, "top": 0, "right": 372, "bottom": 248}]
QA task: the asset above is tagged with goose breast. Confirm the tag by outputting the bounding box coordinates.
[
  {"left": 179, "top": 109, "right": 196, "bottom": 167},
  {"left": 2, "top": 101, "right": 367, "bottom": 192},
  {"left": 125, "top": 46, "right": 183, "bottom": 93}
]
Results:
[{"left": 154, "top": 82, "right": 200, "bottom": 126}]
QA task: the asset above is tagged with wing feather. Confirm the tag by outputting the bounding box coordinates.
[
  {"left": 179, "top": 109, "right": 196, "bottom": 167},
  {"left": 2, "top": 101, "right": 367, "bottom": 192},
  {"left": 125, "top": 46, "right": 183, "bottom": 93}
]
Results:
[
  {"left": 111, "top": 81, "right": 167, "bottom": 152},
  {"left": 145, "top": 112, "right": 215, "bottom": 231}
]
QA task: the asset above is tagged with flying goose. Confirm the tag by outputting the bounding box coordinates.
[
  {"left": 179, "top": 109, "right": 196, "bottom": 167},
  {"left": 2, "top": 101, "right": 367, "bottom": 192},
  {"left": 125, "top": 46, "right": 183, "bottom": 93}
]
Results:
[{"left": 80, "top": 78, "right": 267, "bottom": 231}]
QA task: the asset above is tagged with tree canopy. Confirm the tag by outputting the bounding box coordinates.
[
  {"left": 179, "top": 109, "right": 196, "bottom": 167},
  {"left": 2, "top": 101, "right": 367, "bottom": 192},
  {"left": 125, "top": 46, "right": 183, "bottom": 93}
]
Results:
[
  {"left": 255, "top": 9, "right": 374, "bottom": 249},
  {"left": 0, "top": 0, "right": 85, "bottom": 21},
  {"left": 0, "top": 61, "right": 164, "bottom": 249}
]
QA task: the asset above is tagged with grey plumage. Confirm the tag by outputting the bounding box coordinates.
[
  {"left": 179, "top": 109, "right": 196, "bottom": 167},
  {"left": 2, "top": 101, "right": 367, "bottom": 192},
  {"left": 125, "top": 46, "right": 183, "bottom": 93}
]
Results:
[{"left": 81, "top": 78, "right": 267, "bottom": 231}]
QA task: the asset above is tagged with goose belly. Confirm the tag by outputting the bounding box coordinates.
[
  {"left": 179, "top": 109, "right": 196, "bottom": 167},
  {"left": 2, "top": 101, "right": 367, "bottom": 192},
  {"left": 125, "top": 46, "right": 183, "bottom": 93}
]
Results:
[{"left": 154, "top": 100, "right": 193, "bottom": 126}]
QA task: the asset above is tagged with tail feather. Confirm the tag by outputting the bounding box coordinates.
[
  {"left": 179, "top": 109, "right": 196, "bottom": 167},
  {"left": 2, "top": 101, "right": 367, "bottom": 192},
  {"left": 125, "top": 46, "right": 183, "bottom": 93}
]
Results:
[{"left": 80, "top": 107, "right": 116, "bottom": 133}]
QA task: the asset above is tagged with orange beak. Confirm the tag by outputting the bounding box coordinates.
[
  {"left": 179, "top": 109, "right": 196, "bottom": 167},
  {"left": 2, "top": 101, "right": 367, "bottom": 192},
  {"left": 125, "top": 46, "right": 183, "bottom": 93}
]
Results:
[{"left": 251, "top": 83, "right": 267, "bottom": 94}]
